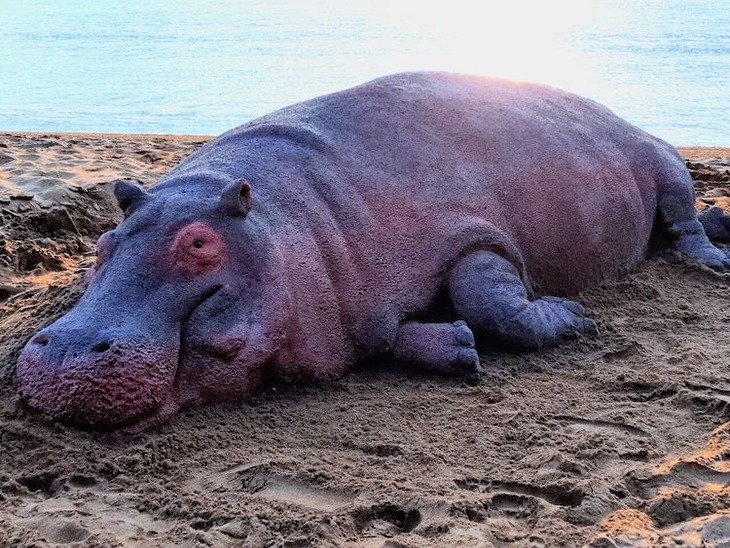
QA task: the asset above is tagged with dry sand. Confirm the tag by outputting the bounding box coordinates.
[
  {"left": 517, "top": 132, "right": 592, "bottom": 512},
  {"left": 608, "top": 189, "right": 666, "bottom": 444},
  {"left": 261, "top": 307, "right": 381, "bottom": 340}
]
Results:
[{"left": 0, "top": 134, "right": 729, "bottom": 547}]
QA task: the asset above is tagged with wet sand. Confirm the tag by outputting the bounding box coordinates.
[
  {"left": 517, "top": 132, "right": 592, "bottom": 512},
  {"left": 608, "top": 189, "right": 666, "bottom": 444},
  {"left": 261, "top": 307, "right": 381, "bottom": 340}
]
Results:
[{"left": 0, "top": 133, "right": 729, "bottom": 547}]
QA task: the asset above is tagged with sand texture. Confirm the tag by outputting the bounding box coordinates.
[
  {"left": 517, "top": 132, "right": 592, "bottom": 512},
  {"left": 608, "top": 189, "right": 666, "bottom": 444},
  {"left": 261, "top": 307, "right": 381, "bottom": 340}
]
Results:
[{"left": 0, "top": 134, "right": 729, "bottom": 547}]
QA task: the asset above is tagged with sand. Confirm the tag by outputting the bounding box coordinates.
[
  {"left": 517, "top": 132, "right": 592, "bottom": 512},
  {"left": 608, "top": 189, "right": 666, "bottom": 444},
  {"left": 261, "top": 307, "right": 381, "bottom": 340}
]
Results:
[{"left": 0, "top": 133, "right": 729, "bottom": 547}]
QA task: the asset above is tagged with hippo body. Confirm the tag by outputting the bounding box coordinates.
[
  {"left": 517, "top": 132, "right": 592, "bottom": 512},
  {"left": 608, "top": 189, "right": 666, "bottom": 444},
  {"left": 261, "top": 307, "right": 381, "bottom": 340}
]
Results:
[{"left": 17, "top": 72, "right": 730, "bottom": 430}]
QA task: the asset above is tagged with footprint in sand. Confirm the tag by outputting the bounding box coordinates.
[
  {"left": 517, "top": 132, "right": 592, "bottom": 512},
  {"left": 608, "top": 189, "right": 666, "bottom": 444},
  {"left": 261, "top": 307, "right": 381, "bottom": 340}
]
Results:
[
  {"left": 245, "top": 475, "right": 356, "bottom": 512},
  {"left": 482, "top": 493, "right": 541, "bottom": 543},
  {"left": 454, "top": 476, "right": 585, "bottom": 508},
  {"left": 195, "top": 462, "right": 358, "bottom": 512},
  {"left": 628, "top": 461, "right": 730, "bottom": 500},
  {"left": 554, "top": 415, "right": 652, "bottom": 438},
  {"left": 450, "top": 489, "right": 545, "bottom": 543},
  {"left": 620, "top": 380, "right": 678, "bottom": 402},
  {"left": 353, "top": 502, "right": 422, "bottom": 537},
  {"left": 22, "top": 518, "right": 91, "bottom": 544},
  {"left": 666, "top": 381, "right": 730, "bottom": 421}
]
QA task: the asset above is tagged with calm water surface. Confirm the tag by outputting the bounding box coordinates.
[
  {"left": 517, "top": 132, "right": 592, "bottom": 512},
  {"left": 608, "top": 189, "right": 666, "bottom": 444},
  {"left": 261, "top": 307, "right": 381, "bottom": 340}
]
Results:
[{"left": 1, "top": 0, "right": 728, "bottom": 145}]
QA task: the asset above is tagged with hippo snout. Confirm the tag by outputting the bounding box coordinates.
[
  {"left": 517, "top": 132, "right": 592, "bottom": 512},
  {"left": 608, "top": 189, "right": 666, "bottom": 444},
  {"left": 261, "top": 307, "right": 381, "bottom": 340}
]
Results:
[{"left": 17, "top": 325, "right": 178, "bottom": 428}]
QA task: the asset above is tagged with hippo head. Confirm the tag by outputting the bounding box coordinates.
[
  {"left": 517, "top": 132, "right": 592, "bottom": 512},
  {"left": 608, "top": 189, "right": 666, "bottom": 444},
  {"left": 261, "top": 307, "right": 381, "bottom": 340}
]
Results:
[{"left": 17, "top": 177, "right": 290, "bottom": 431}]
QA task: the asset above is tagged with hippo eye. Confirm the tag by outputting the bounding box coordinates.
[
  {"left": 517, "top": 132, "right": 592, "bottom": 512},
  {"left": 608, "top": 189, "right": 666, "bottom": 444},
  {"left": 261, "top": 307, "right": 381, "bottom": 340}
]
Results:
[
  {"left": 188, "top": 237, "right": 216, "bottom": 259},
  {"left": 184, "top": 235, "right": 221, "bottom": 265},
  {"left": 172, "top": 222, "right": 224, "bottom": 274}
]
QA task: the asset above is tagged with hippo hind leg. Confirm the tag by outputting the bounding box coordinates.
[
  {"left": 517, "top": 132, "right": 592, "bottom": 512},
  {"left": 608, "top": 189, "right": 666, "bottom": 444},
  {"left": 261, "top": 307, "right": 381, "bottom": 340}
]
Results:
[
  {"left": 448, "top": 251, "right": 598, "bottom": 350},
  {"left": 658, "top": 158, "right": 730, "bottom": 270}
]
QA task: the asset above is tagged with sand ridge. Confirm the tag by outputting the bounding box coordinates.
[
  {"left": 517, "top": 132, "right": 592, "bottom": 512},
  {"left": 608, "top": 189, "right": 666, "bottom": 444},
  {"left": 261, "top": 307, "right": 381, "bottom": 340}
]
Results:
[{"left": 0, "top": 134, "right": 729, "bottom": 546}]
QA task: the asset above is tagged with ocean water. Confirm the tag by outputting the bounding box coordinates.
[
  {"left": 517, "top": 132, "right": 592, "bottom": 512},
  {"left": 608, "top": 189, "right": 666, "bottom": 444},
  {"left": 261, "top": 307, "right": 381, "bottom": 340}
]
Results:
[{"left": 1, "top": 0, "right": 728, "bottom": 145}]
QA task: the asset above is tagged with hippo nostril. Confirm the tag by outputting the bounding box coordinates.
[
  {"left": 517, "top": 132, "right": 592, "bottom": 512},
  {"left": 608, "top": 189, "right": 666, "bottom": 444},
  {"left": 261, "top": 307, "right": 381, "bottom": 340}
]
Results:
[
  {"left": 92, "top": 341, "right": 111, "bottom": 353},
  {"left": 32, "top": 334, "right": 49, "bottom": 347}
]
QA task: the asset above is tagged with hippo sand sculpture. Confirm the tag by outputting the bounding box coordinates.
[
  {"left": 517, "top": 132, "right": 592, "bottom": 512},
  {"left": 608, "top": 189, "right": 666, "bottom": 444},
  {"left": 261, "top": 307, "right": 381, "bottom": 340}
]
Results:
[{"left": 16, "top": 72, "right": 730, "bottom": 430}]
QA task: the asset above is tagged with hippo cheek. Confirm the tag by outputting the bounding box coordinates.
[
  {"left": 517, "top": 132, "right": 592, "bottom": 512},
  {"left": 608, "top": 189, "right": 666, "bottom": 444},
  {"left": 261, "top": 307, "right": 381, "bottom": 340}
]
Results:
[
  {"left": 174, "top": 329, "right": 275, "bottom": 406},
  {"left": 175, "top": 358, "right": 267, "bottom": 408},
  {"left": 16, "top": 339, "right": 178, "bottom": 428}
]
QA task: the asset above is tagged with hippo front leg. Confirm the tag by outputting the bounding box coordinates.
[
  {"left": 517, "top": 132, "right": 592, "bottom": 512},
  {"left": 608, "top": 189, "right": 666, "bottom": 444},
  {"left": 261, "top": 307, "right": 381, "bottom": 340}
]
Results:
[
  {"left": 449, "top": 251, "right": 598, "bottom": 350},
  {"left": 392, "top": 320, "right": 480, "bottom": 375}
]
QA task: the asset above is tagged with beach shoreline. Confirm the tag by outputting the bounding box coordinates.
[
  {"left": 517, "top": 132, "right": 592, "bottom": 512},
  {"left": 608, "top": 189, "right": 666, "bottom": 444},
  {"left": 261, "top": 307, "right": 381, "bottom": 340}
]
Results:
[
  {"left": 3, "top": 131, "right": 730, "bottom": 152},
  {"left": 1, "top": 132, "right": 729, "bottom": 546},
  {"left": 0, "top": 131, "right": 215, "bottom": 141}
]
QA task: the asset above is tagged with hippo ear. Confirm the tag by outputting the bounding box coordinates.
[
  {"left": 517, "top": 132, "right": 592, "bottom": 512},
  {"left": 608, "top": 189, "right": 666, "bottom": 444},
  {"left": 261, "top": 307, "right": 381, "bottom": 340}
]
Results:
[
  {"left": 219, "top": 179, "right": 252, "bottom": 218},
  {"left": 114, "top": 179, "right": 148, "bottom": 214}
]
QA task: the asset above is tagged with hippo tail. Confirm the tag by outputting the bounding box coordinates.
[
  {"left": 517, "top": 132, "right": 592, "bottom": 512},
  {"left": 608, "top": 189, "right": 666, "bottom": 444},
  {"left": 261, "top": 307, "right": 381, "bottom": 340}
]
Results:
[{"left": 698, "top": 207, "right": 730, "bottom": 242}]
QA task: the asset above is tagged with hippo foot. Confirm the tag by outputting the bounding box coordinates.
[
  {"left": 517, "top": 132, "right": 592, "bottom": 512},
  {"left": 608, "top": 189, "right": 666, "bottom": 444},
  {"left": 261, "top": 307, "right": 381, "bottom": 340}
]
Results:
[
  {"left": 450, "top": 320, "right": 481, "bottom": 375},
  {"left": 499, "top": 296, "right": 599, "bottom": 350},
  {"left": 676, "top": 234, "right": 730, "bottom": 272},
  {"left": 538, "top": 297, "right": 600, "bottom": 339},
  {"left": 393, "top": 320, "right": 481, "bottom": 376},
  {"left": 698, "top": 206, "right": 730, "bottom": 243}
]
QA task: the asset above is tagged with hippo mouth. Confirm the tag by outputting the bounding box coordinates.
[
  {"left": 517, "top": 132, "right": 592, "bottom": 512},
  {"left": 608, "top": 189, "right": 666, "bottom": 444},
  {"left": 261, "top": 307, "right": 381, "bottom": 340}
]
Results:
[
  {"left": 17, "top": 283, "right": 226, "bottom": 432},
  {"left": 17, "top": 339, "right": 178, "bottom": 430}
]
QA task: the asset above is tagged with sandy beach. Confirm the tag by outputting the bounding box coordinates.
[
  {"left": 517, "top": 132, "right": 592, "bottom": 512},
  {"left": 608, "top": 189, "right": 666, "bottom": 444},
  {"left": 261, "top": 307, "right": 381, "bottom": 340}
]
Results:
[{"left": 0, "top": 132, "right": 729, "bottom": 547}]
